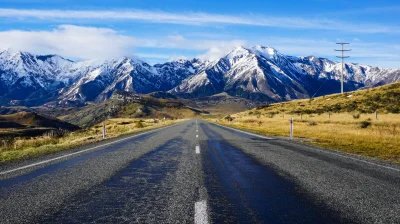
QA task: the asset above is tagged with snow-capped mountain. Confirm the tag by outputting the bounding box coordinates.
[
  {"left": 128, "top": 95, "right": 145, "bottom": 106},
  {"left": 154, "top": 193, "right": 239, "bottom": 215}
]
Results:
[
  {"left": 0, "top": 46, "right": 399, "bottom": 107},
  {"left": 57, "top": 57, "right": 204, "bottom": 106},
  {"left": 0, "top": 49, "right": 101, "bottom": 105},
  {"left": 170, "top": 45, "right": 400, "bottom": 101},
  {"left": 0, "top": 49, "right": 204, "bottom": 106}
]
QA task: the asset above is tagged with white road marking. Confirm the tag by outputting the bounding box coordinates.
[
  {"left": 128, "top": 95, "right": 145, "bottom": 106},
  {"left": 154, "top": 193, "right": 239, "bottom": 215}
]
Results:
[
  {"left": 196, "top": 146, "right": 200, "bottom": 154},
  {"left": 195, "top": 200, "right": 208, "bottom": 224},
  {"left": 0, "top": 123, "right": 179, "bottom": 176},
  {"left": 196, "top": 130, "right": 198, "bottom": 132},
  {"left": 316, "top": 148, "right": 400, "bottom": 172},
  {"left": 211, "top": 122, "right": 400, "bottom": 172},
  {"left": 196, "top": 135, "right": 199, "bottom": 138}
]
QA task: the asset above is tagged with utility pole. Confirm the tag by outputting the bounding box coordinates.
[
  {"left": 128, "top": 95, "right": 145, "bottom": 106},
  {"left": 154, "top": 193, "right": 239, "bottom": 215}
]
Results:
[{"left": 335, "top": 43, "right": 351, "bottom": 94}]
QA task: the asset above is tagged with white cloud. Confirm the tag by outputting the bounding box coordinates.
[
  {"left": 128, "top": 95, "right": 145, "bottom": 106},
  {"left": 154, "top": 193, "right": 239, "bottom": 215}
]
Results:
[
  {"left": 168, "top": 55, "right": 188, "bottom": 62},
  {"left": 0, "top": 25, "right": 135, "bottom": 59},
  {"left": 0, "top": 8, "right": 398, "bottom": 33},
  {"left": 0, "top": 25, "right": 246, "bottom": 61},
  {"left": 197, "top": 43, "right": 247, "bottom": 61},
  {"left": 128, "top": 35, "right": 246, "bottom": 60},
  {"left": 0, "top": 25, "right": 398, "bottom": 68}
]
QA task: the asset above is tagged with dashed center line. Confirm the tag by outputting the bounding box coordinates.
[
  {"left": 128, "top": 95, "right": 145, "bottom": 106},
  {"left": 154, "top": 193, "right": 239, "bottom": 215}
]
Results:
[
  {"left": 196, "top": 135, "right": 199, "bottom": 138},
  {"left": 196, "top": 146, "right": 200, "bottom": 154},
  {"left": 195, "top": 200, "right": 208, "bottom": 224}
]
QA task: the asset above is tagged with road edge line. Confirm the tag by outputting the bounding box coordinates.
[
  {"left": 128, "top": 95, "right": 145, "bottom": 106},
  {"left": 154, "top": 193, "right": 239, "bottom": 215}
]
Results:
[
  {"left": 209, "top": 122, "right": 400, "bottom": 172},
  {"left": 0, "top": 123, "right": 180, "bottom": 176}
]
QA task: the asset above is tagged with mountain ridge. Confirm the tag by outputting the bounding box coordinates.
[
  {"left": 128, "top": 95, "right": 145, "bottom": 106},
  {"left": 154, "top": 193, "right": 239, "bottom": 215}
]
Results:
[
  {"left": 0, "top": 46, "right": 399, "bottom": 107},
  {"left": 170, "top": 45, "right": 399, "bottom": 101}
]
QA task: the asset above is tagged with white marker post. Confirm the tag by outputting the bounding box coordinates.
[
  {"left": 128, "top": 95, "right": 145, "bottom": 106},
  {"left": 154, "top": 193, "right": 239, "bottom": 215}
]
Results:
[
  {"left": 102, "top": 121, "right": 106, "bottom": 139},
  {"left": 289, "top": 117, "right": 293, "bottom": 140}
]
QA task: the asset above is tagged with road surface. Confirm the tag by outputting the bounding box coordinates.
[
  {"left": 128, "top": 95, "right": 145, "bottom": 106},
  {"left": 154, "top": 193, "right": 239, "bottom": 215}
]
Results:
[{"left": 1, "top": 120, "right": 399, "bottom": 223}]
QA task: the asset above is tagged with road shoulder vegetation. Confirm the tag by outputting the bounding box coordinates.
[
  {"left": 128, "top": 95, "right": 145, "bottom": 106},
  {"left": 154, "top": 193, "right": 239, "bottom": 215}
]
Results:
[
  {"left": 0, "top": 118, "right": 182, "bottom": 163},
  {"left": 211, "top": 83, "right": 400, "bottom": 164}
]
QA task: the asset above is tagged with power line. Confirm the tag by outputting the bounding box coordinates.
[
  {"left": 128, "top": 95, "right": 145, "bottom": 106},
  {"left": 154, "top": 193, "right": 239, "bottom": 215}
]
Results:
[
  {"left": 311, "top": 77, "right": 329, "bottom": 99},
  {"left": 335, "top": 43, "right": 351, "bottom": 94}
]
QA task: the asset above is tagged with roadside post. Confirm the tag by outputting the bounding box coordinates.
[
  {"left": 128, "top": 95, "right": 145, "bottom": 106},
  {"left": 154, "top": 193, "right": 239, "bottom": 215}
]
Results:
[
  {"left": 289, "top": 117, "right": 293, "bottom": 140},
  {"left": 102, "top": 121, "right": 106, "bottom": 139}
]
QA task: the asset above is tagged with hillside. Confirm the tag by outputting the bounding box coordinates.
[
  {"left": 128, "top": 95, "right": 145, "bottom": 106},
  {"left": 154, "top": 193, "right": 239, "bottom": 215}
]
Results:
[
  {"left": 179, "top": 92, "right": 262, "bottom": 116},
  {"left": 61, "top": 91, "right": 202, "bottom": 127},
  {"left": 215, "top": 82, "right": 400, "bottom": 163},
  {"left": 0, "top": 112, "right": 79, "bottom": 130},
  {"left": 0, "top": 112, "right": 79, "bottom": 137},
  {"left": 255, "top": 82, "right": 400, "bottom": 114}
]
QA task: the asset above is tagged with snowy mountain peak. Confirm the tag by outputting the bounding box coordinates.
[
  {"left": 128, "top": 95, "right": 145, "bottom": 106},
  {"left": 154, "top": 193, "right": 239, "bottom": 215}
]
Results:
[
  {"left": 225, "top": 45, "right": 282, "bottom": 63},
  {"left": 225, "top": 46, "right": 252, "bottom": 65},
  {"left": 227, "top": 46, "right": 251, "bottom": 56},
  {"left": 251, "top": 45, "right": 279, "bottom": 59},
  {"left": 1, "top": 48, "right": 23, "bottom": 57}
]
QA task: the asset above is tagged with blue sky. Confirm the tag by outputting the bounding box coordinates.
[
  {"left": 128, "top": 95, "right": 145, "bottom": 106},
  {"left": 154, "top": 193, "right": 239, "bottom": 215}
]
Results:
[{"left": 0, "top": 0, "right": 399, "bottom": 68}]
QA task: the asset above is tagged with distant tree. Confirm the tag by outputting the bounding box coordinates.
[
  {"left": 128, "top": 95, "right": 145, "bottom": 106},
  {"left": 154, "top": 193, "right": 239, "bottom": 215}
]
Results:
[{"left": 224, "top": 115, "right": 235, "bottom": 124}]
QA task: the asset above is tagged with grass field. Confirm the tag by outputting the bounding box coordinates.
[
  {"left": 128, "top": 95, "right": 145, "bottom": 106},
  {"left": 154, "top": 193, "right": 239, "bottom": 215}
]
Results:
[
  {"left": 214, "top": 82, "right": 400, "bottom": 163},
  {"left": 0, "top": 118, "right": 182, "bottom": 163},
  {"left": 215, "top": 112, "right": 400, "bottom": 163}
]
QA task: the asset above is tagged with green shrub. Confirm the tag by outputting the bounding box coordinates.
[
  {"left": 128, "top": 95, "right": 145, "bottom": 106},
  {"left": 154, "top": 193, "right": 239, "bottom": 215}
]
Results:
[
  {"left": 352, "top": 114, "right": 361, "bottom": 119},
  {"left": 118, "top": 121, "right": 131, "bottom": 125},
  {"left": 308, "top": 121, "right": 317, "bottom": 126},
  {"left": 360, "top": 121, "right": 371, "bottom": 129},
  {"left": 243, "top": 119, "right": 257, "bottom": 123},
  {"left": 135, "top": 121, "right": 145, "bottom": 128}
]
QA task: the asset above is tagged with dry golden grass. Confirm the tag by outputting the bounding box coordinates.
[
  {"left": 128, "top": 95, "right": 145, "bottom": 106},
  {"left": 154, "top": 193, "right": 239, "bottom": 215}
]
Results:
[
  {"left": 0, "top": 118, "right": 182, "bottom": 163},
  {"left": 255, "top": 82, "right": 400, "bottom": 115},
  {"left": 214, "top": 112, "right": 400, "bottom": 163}
]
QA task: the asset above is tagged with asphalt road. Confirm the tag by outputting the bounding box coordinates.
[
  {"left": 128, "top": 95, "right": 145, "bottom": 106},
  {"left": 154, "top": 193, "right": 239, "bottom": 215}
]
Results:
[{"left": 0, "top": 120, "right": 399, "bottom": 223}]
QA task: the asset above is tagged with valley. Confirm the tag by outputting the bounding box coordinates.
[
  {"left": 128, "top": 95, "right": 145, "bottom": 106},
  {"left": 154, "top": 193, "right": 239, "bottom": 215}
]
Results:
[{"left": 0, "top": 46, "right": 399, "bottom": 164}]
